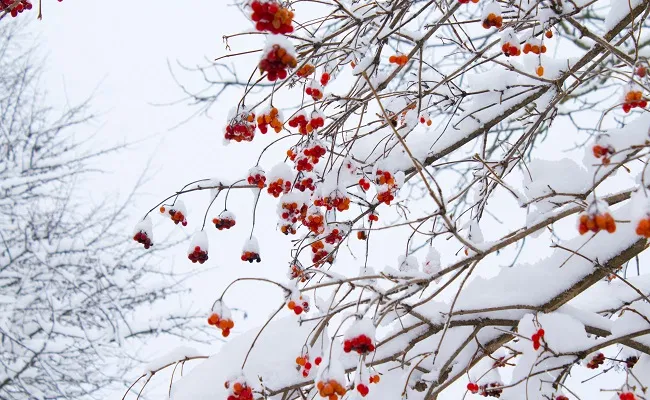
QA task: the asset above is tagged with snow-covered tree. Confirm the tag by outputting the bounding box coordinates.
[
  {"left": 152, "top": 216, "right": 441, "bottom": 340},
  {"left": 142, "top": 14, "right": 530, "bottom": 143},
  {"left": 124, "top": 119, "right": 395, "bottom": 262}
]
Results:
[
  {"left": 131, "top": 0, "right": 650, "bottom": 399},
  {"left": 0, "top": 20, "right": 208, "bottom": 399}
]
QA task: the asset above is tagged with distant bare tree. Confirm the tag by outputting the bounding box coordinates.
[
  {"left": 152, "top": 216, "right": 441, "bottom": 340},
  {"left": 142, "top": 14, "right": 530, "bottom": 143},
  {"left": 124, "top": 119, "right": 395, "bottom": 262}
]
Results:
[{"left": 0, "top": 20, "right": 209, "bottom": 399}]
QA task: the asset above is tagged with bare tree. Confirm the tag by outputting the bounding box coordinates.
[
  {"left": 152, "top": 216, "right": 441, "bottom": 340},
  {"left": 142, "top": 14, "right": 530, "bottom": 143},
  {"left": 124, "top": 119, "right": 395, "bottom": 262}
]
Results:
[{"left": 0, "top": 20, "right": 210, "bottom": 399}]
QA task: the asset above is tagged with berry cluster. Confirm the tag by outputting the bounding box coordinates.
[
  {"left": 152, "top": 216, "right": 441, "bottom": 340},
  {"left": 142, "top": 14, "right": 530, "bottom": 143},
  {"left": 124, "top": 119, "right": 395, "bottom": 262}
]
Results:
[
  {"left": 358, "top": 178, "right": 371, "bottom": 191},
  {"left": 241, "top": 250, "right": 262, "bottom": 262},
  {"left": 343, "top": 334, "right": 375, "bottom": 354},
  {"left": 478, "top": 383, "right": 504, "bottom": 398},
  {"left": 188, "top": 245, "right": 209, "bottom": 264},
  {"left": 311, "top": 240, "right": 334, "bottom": 266},
  {"left": 295, "top": 175, "right": 316, "bottom": 192},
  {"left": 315, "top": 192, "right": 351, "bottom": 211},
  {"left": 225, "top": 111, "right": 257, "bottom": 143},
  {"left": 295, "top": 354, "right": 321, "bottom": 377},
  {"left": 523, "top": 42, "right": 547, "bottom": 54},
  {"left": 305, "top": 81, "right": 324, "bottom": 101},
  {"left": 369, "top": 213, "right": 379, "bottom": 222},
  {"left": 419, "top": 115, "right": 433, "bottom": 126},
  {"left": 208, "top": 312, "right": 234, "bottom": 337},
  {"left": 288, "top": 263, "right": 312, "bottom": 282},
  {"left": 458, "top": 0, "right": 479, "bottom": 4},
  {"left": 501, "top": 42, "right": 521, "bottom": 57},
  {"left": 625, "top": 356, "right": 638, "bottom": 368},
  {"left": 268, "top": 177, "right": 293, "bottom": 197},
  {"left": 622, "top": 89, "right": 647, "bottom": 113},
  {"left": 303, "top": 209, "right": 325, "bottom": 234},
  {"left": 482, "top": 13, "right": 502, "bottom": 29},
  {"left": 389, "top": 54, "right": 408, "bottom": 66},
  {"left": 578, "top": 212, "right": 616, "bottom": 235},
  {"left": 288, "top": 110, "right": 325, "bottom": 134},
  {"left": 247, "top": 167, "right": 267, "bottom": 189},
  {"left": 213, "top": 211, "right": 236, "bottom": 230},
  {"left": 259, "top": 44, "right": 297, "bottom": 81},
  {"left": 278, "top": 198, "right": 308, "bottom": 234},
  {"left": 320, "top": 72, "right": 330, "bottom": 86},
  {"left": 250, "top": 0, "right": 294, "bottom": 34},
  {"left": 133, "top": 231, "right": 153, "bottom": 249},
  {"left": 224, "top": 379, "right": 253, "bottom": 400},
  {"left": 316, "top": 379, "right": 347, "bottom": 399},
  {"left": 296, "top": 63, "right": 315, "bottom": 78},
  {"left": 1, "top": 0, "right": 32, "bottom": 17},
  {"left": 257, "top": 107, "right": 283, "bottom": 134},
  {"left": 288, "top": 142, "right": 327, "bottom": 172},
  {"left": 375, "top": 169, "right": 399, "bottom": 205},
  {"left": 592, "top": 144, "right": 614, "bottom": 165},
  {"left": 324, "top": 228, "right": 344, "bottom": 245},
  {"left": 619, "top": 393, "right": 636, "bottom": 400},
  {"left": 160, "top": 205, "right": 187, "bottom": 226},
  {"left": 586, "top": 353, "right": 605, "bottom": 369},
  {"left": 287, "top": 296, "right": 310, "bottom": 315},
  {"left": 531, "top": 328, "right": 545, "bottom": 350}
]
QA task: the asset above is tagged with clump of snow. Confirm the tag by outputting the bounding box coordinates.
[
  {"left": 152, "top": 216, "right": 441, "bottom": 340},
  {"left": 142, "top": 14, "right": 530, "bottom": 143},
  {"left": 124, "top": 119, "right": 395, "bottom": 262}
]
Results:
[
  {"left": 187, "top": 231, "right": 208, "bottom": 254},
  {"left": 143, "top": 346, "right": 201, "bottom": 373}
]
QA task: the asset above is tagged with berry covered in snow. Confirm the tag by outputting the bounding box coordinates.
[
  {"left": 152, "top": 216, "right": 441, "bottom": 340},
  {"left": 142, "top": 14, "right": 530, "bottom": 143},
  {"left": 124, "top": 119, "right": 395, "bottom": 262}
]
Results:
[
  {"left": 241, "top": 237, "right": 261, "bottom": 263},
  {"left": 288, "top": 110, "right": 325, "bottom": 134},
  {"left": 267, "top": 163, "right": 294, "bottom": 197},
  {"left": 224, "top": 106, "right": 256, "bottom": 143},
  {"left": 160, "top": 202, "right": 188, "bottom": 226},
  {"left": 133, "top": 217, "right": 154, "bottom": 249},
  {"left": 257, "top": 107, "right": 284, "bottom": 134},
  {"left": 287, "top": 294, "right": 309, "bottom": 315},
  {"left": 621, "top": 86, "right": 647, "bottom": 113},
  {"left": 247, "top": 166, "right": 267, "bottom": 189},
  {"left": 315, "top": 191, "right": 351, "bottom": 211},
  {"left": 224, "top": 377, "right": 254, "bottom": 400},
  {"left": 586, "top": 352, "right": 605, "bottom": 369},
  {"left": 259, "top": 39, "right": 297, "bottom": 81},
  {"left": 305, "top": 80, "right": 324, "bottom": 101},
  {"left": 187, "top": 231, "right": 209, "bottom": 264},
  {"left": 578, "top": 209, "right": 616, "bottom": 235},
  {"left": 250, "top": 0, "right": 294, "bottom": 34},
  {"left": 343, "top": 319, "right": 376, "bottom": 354},
  {"left": 311, "top": 240, "right": 334, "bottom": 266},
  {"left": 213, "top": 210, "right": 236, "bottom": 230},
  {"left": 481, "top": 3, "right": 502, "bottom": 29},
  {"left": 316, "top": 379, "right": 347, "bottom": 399},
  {"left": 208, "top": 301, "right": 234, "bottom": 337},
  {"left": 374, "top": 169, "right": 403, "bottom": 205}
]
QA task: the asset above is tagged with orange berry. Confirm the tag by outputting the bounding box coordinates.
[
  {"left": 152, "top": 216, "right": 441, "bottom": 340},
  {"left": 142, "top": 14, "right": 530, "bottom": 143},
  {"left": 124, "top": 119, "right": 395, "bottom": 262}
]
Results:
[
  {"left": 287, "top": 300, "right": 296, "bottom": 309},
  {"left": 159, "top": 206, "right": 166, "bottom": 213},
  {"left": 233, "top": 383, "right": 243, "bottom": 394},
  {"left": 536, "top": 66, "right": 544, "bottom": 77},
  {"left": 389, "top": 55, "right": 397, "bottom": 63},
  {"left": 222, "top": 328, "right": 231, "bottom": 337},
  {"left": 545, "top": 30, "right": 553, "bottom": 38}
]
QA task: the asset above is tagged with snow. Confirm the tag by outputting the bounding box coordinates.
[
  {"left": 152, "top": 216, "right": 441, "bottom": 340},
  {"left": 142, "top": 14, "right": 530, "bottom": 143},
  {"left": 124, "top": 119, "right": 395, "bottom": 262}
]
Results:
[
  {"left": 171, "top": 318, "right": 323, "bottom": 400},
  {"left": 143, "top": 346, "right": 202, "bottom": 373}
]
